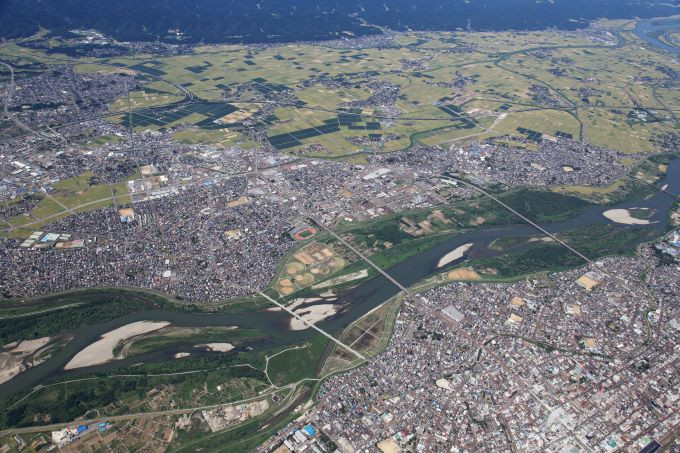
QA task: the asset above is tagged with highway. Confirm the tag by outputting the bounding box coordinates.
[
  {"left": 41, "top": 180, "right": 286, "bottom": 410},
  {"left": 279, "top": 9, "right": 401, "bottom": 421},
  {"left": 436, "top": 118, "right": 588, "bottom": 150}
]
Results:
[
  {"left": 1, "top": 159, "right": 294, "bottom": 236},
  {"left": 1, "top": 23, "right": 677, "bottom": 448},
  {"left": 630, "top": 175, "right": 680, "bottom": 201},
  {"left": 443, "top": 172, "right": 675, "bottom": 365},
  {"left": 0, "top": 387, "right": 278, "bottom": 438}
]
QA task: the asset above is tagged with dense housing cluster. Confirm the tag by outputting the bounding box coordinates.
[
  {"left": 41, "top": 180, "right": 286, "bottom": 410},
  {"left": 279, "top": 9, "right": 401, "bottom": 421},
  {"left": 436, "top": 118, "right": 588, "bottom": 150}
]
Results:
[
  {"left": 370, "top": 139, "right": 633, "bottom": 188},
  {"left": 302, "top": 250, "right": 680, "bottom": 452},
  {"left": 1, "top": 146, "right": 454, "bottom": 301},
  {"left": 1, "top": 18, "right": 679, "bottom": 452}
]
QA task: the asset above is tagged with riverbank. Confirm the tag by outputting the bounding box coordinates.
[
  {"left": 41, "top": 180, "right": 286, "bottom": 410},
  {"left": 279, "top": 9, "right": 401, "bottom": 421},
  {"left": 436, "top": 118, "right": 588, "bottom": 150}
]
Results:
[
  {"left": 65, "top": 321, "right": 170, "bottom": 370},
  {"left": 0, "top": 156, "right": 678, "bottom": 419}
]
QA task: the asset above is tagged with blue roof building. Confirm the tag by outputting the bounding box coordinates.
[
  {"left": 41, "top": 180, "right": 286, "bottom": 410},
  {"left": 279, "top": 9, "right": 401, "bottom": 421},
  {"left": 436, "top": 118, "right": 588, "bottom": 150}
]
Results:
[{"left": 303, "top": 424, "right": 317, "bottom": 437}]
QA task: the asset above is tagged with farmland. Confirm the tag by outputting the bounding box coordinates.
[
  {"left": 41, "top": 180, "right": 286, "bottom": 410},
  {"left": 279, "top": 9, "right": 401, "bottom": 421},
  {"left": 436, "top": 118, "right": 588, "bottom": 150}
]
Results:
[{"left": 1, "top": 18, "right": 678, "bottom": 156}]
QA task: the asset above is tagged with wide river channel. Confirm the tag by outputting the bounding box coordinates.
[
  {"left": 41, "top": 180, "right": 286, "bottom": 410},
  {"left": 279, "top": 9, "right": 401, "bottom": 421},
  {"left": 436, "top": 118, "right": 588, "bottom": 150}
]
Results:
[
  {"left": 2, "top": 158, "right": 679, "bottom": 396},
  {"left": 633, "top": 18, "right": 680, "bottom": 56}
]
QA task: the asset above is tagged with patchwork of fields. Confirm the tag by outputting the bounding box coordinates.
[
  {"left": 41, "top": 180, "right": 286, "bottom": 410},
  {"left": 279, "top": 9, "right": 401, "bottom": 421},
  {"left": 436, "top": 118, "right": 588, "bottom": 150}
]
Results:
[{"left": 2, "top": 20, "right": 677, "bottom": 156}]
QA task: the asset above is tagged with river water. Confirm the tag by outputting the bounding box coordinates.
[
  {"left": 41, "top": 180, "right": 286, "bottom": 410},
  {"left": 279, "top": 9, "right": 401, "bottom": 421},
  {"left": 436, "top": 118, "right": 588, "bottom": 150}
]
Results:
[
  {"left": 2, "top": 158, "right": 679, "bottom": 396},
  {"left": 633, "top": 18, "right": 680, "bottom": 56}
]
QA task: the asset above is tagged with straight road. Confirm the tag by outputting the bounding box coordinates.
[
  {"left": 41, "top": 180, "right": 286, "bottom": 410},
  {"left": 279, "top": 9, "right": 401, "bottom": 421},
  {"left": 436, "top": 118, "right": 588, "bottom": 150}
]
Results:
[
  {"left": 0, "top": 390, "right": 277, "bottom": 438},
  {"left": 310, "top": 217, "right": 417, "bottom": 298},
  {"left": 4, "top": 159, "right": 293, "bottom": 235},
  {"left": 630, "top": 175, "right": 680, "bottom": 200},
  {"left": 1, "top": 62, "right": 62, "bottom": 144},
  {"left": 442, "top": 175, "right": 593, "bottom": 264},
  {"left": 256, "top": 290, "right": 366, "bottom": 361}
]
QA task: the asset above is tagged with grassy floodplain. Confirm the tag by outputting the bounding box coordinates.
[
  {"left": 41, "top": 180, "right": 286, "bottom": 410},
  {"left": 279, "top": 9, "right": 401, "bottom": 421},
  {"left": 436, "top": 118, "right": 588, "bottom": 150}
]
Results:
[
  {"left": 0, "top": 159, "right": 676, "bottom": 448},
  {"left": 1, "top": 17, "right": 679, "bottom": 450}
]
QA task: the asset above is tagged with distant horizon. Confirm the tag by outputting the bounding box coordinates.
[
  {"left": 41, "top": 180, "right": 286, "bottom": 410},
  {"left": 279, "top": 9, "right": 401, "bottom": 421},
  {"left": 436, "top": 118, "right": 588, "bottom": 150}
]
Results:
[
  {"left": 1, "top": 0, "right": 680, "bottom": 45},
  {"left": 1, "top": 0, "right": 680, "bottom": 450}
]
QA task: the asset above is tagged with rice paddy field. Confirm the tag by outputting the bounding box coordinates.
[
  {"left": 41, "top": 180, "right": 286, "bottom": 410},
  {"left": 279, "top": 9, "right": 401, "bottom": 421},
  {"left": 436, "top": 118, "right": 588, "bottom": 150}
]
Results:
[
  {"left": 1, "top": 18, "right": 679, "bottom": 450},
  {"left": 1, "top": 18, "right": 678, "bottom": 156}
]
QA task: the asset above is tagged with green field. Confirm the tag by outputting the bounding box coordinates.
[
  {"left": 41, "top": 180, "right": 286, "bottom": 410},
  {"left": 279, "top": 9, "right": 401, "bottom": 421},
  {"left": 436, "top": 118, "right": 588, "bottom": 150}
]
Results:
[
  {"left": 2, "top": 172, "right": 133, "bottom": 239},
  {"left": 0, "top": 289, "right": 182, "bottom": 344},
  {"left": 118, "top": 326, "right": 263, "bottom": 357},
  {"left": 267, "top": 336, "right": 330, "bottom": 387},
  {"left": 2, "top": 17, "right": 677, "bottom": 155},
  {"left": 1, "top": 17, "right": 679, "bottom": 449},
  {"left": 173, "top": 127, "right": 256, "bottom": 148},
  {"left": 458, "top": 222, "right": 660, "bottom": 281}
]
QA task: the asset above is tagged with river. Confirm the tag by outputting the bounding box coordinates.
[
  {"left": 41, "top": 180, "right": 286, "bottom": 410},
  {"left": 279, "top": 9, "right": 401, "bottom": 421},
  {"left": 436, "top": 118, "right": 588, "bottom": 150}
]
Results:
[
  {"left": 2, "top": 158, "right": 679, "bottom": 396},
  {"left": 633, "top": 18, "right": 680, "bottom": 56}
]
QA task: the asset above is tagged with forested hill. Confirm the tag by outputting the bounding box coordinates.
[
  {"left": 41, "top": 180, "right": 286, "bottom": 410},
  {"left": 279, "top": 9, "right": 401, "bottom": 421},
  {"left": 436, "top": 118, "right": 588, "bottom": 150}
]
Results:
[{"left": 0, "top": 0, "right": 679, "bottom": 44}]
